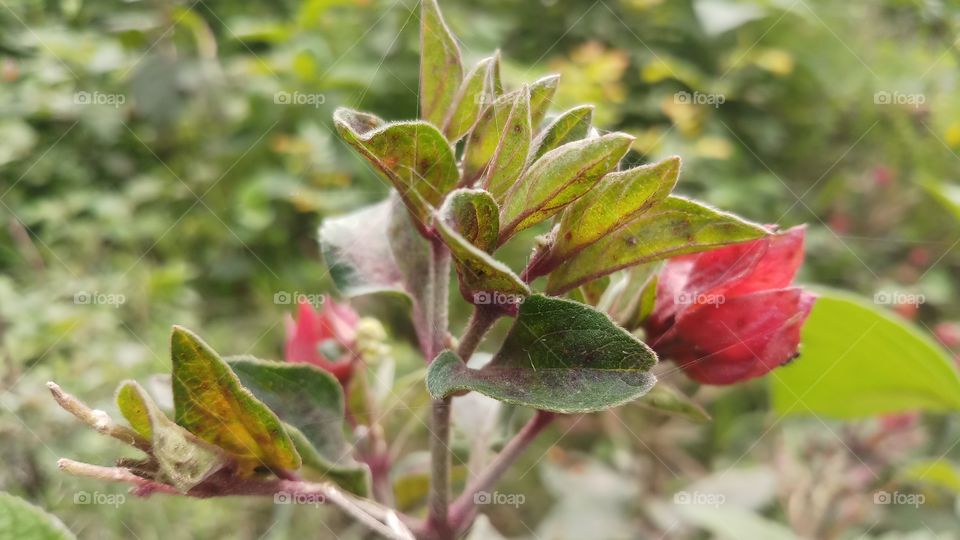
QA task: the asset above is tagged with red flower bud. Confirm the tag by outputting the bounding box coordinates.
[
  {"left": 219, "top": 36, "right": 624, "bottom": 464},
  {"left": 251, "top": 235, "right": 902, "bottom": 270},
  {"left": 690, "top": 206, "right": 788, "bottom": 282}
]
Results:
[
  {"left": 284, "top": 299, "right": 359, "bottom": 384},
  {"left": 645, "top": 226, "right": 815, "bottom": 385}
]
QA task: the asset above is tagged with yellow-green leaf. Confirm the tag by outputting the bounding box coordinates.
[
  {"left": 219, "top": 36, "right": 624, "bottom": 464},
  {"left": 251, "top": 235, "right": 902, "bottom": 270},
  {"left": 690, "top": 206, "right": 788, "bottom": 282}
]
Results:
[
  {"left": 482, "top": 86, "right": 532, "bottom": 201},
  {"left": 499, "top": 132, "right": 634, "bottom": 243},
  {"left": 333, "top": 108, "right": 458, "bottom": 234},
  {"left": 117, "top": 380, "right": 228, "bottom": 493},
  {"left": 527, "top": 105, "right": 594, "bottom": 166},
  {"left": 443, "top": 55, "right": 498, "bottom": 142},
  {"left": 545, "top": 196, "right": 768, "bottom": 294},
  {"left": 170, "top": 326, "right": 301, "bottom": 474},
  {"left": 419, "top": 0, "right": 463, "bottom": 127}
]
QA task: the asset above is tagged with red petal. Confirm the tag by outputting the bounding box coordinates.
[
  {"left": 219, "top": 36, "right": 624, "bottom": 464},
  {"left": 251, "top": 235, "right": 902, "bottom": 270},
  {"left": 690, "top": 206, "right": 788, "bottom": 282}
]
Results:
[{"left": 661, "top": 288, "right": 815, "bottom": 385}]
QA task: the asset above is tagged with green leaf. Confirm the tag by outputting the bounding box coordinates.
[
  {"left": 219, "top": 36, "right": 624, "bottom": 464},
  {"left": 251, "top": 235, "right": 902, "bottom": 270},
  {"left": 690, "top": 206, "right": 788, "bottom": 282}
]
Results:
[
  {"left": 426, "top": 295, "right": 657, "bottom": 412},
  {"left": 439, "top": 188, "right": 499, "bottom": 252},
  {"left": 443, "top": 55, "right": 498, "bottom": 142},
  {"left": 0, "top": 492, "right": 75, "bottom": 540},
  {"left": 481, "top": 86, "right": 532, "bottom": 201},
  {"left": 320, "top": 200, "right": 404, "bottom": 297},
  {"left": 770, "top": 292, "right": 960, "bottom": 418},
  {"left": 635, "top": 383, "right": 710, "bottom": 423},
  {"left": 116, "top": 381, "right": 228, "bottom": 493},
  {"left": 333, "top": 108, "right": 458, "bottom": 232},
  {"left": 419, "top": 0, "right": 463, "bottom": 127},
  {"left": 462, "top": 92, "right": 522, "bottom": 184},
  {"left": 527, "top": 105, "right": 594, "bottom": 166},
  {"left": 170, "top": 326, "right": 301, "bottom": 474},
  {"left": 498, "top": 133, "right": 634, "bottom": 242},
  {"left": 529, "top": 74, "right": 560, "bottom": 128},
  {"left": 902, "top": 459, "right": 960, "bottom": 494},
  {"left": 226, "top": 358, "right": 370, "bottom": 495},
  {"left": 545, "top": 196, "right": 768, "bottom": 294},
  {"left": 537, "top": 156, "right": 680, "bottom": 274},
  {"left": 434, "top": 206, "right": 529, "bottom": 307}
]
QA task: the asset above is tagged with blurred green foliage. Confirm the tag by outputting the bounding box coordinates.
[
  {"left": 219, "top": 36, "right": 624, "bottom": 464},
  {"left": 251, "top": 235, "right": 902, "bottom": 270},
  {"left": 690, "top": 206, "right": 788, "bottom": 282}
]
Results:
[{"left": 3, "top": 0, "right": 960, "bottom": 538}]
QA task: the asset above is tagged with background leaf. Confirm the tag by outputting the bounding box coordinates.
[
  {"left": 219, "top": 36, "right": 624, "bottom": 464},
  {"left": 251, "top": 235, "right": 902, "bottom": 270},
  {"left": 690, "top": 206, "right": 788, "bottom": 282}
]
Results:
[
  {"left": 0, "top": 492, "right": 75, "bottom": 540},
  {"left": 770, "top": 292, "right": 960, "bottom": 418},
  {"left": 320, "top": 200, "right": 404, "bottom": 297},
  {"left": 426, "top": 295, "right": 657, "bottom": 412}
]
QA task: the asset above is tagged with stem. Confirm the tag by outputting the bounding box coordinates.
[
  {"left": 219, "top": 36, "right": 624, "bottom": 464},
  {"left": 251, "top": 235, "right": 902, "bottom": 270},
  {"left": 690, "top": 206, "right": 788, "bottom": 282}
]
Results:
[
  {"left": 57, "top": 459, "right": 414, "bottom": 540},
  {"left": 456, "top": 306, "right": 499, "bottom": 362},
  {"left": 448, "top": 410, "right": 555, "bottom": 534},
  {"left": 424, "top": 238, "right": 454, "bottom": 539},
  {"left": 426, "top": 397, "right": 453, "bottom": 539}
]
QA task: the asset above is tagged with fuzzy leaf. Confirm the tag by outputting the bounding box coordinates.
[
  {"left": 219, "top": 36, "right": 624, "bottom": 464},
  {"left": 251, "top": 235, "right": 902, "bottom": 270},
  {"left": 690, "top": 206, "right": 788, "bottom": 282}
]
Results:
[
  {"left": 529, "top": 74, "right": 560, "bottom": 128},
  {"left": 546, "top": 196, "right": 768, "bottom": 294},
  {"left": 482, "top": 86, "right": 532, "bottom": 200},
  {"left": 117, "top": 381, "right": 228, "bottom": 493},
  {"left": 170, "top": 326, "right": 301, "bottom": 474},
  {"left": 419, "top": 0, "right": 463, "bottom": 127},
  {"left": 443, "top": 55, "right": 498, "bottom": 142},
  {"left": 227, "top": 358, "right": 370, "bottom": 495},
  {"left": 462, "top": 92, "right": 520, "bottom": 184},
  {"left": 333, "top": 108, "right": 458, "bottom": 232},
  {"left": 426, "top": 295, "right": 657, "bottom": 412},
  {"left": 499, "top": 133, "right": 634, "bottom": 243},
  {"left": 439, "top": 188, "right": 499, "bottom": 252},
  {"left": 320, "top": 200, "right": 404, "bottom": 297},
  {"left": 434, "top": 208, "right": 529, "bottom": 307},
  {"left": 527, "top": 105, "right": 594, "bottom": 165},
  {"left": 0, "top": 492, "right": 75, "bottom": 540},
  {"left": 555, "top": 157, "right": 679, "bottom": 259},
  {"left": 636, "top": 383, "right": 710, "bottom": 423}
]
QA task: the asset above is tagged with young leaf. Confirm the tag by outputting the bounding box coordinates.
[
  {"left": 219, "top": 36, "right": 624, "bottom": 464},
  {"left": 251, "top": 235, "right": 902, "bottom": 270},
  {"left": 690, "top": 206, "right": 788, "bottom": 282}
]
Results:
[
  {"left": 333, "top": 108, "right": 458, "bottom": 232},
  {"left": 443, "top": 55, "right": 498, "bottom": 142},
  {"left": 529, "top": 156, "right": 680, "bottom": 278},
  {"left": 0, "top": 492, "right": 75, "bottom": 540},
  {"left": 482, "top": 86, "right": 532, "bottom": 201},
  {"left": 434, "top": 207, "right": 530, "bottom": 308},
  {"left": 527, "top": 105, "right": 594, "bottom": 166},
  {"left": 529, "top": 74, "right": 560, "bottom": 128},
  {"left": 226, "top": 357, "right": 371, "bottom": 495},
  {"left": 426, "top": 295, "right": 657, "bottom": 413},
  {"left": 635, "top": 383, "right": 710, "bottom": 423},
  {"left": 439, "top": 188, "right": 500, "bottom": 252},
  {"left": 770, "top": 292, "right": 960, "bottom": 418},
  {"left": 170, "top": 326, "right": 301, "bottom": 474},
  {"left": 545, "top": 196, "right": 768, "bottom": 294},
  {"left": 116, "top": 381, "right": 229, "bottom": 493},
  {"left": 320, "top": 200, "right": 405, "bottom": 297},
  {"left": 419, "top": 0, "right": 463, "bottom": 127},
  {"left": 499, "top": 133, "right": 634, "bottom": 243},
  {"left": 462, "top": 92, "right": 522, "bottom": 184}
]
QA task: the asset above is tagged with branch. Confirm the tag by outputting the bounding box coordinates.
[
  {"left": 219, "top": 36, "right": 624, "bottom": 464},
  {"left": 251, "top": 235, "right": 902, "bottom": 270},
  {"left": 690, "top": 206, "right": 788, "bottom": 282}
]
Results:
[
  {"left": 57, "top": 459, "right": 414, "bottom": 540},
  {"left": 47, "top": 382, "right": 151, "bottom": 453},
  {"left": 449, "top": 410, "right": 555, "bottom": 534}
]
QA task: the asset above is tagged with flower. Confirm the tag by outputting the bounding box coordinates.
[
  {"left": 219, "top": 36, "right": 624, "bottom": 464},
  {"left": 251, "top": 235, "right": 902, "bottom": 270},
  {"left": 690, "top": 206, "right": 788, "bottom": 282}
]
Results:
[
  {"left": 644, "top": 226, "right": 815, "bottom": 385},
  {"left": 284, "top": 299, "right": 360, "bottom": 384}
]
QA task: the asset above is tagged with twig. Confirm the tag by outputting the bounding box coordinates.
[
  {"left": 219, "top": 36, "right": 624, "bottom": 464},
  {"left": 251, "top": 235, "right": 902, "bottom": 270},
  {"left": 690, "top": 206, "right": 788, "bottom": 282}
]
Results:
[
  {"left": 47, "top": 382, "right": 151, "bottom": 453},
  {"left": 57, "top": 459, "right": 414, "bottom": 540},
  {"left": 448, "top": 410, "right": 555, "bottom": 534}
]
